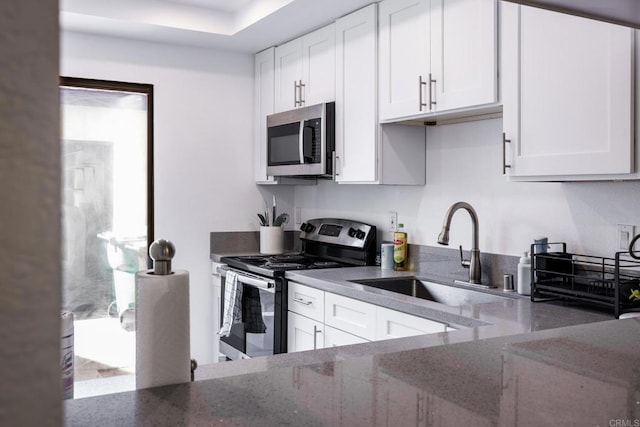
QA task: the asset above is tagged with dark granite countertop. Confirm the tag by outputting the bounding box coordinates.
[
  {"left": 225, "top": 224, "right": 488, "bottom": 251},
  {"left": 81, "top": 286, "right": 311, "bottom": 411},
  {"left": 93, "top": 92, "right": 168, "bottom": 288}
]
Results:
[
  {"left": 65, "top": 318, "right": 640, "bottom": 426},
  {"left": 66, "top": 258, "right": 629, "bottom": 425},
  {"left": 285, "top": 265, "right": 615, "bottom": 331}
]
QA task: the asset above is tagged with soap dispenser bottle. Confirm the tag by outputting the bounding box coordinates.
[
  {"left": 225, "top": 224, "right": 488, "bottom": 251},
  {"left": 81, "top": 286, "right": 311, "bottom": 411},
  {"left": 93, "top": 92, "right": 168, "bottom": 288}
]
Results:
[{"left": 517, "top": 251, "right": 531, "bottom": 295}]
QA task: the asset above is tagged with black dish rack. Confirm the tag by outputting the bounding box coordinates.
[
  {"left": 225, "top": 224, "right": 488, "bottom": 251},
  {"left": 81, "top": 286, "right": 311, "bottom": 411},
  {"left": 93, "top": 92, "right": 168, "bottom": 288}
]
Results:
[{"left": 531, "top": 242, "right": 640, "bottom": 318}]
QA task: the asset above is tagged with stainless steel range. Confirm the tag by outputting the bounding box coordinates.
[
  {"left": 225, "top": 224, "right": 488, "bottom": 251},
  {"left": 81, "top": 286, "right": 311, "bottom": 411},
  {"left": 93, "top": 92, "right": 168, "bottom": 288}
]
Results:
[{"left": 218, "top": 218, "right": 376, "bottom": 360}]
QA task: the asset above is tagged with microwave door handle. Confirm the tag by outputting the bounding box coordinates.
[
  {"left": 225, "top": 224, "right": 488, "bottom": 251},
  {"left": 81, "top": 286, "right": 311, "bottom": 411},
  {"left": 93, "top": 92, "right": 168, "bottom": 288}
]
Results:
[{"left": 298, "top": 121, "right": 304, "bottom": 164}]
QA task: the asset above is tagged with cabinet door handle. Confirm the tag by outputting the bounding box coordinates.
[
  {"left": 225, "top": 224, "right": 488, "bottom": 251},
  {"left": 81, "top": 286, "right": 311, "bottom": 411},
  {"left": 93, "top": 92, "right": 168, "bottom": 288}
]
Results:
[
  {"left": 298, "top": 80, "right": 305, "bottom": 106},
  {"left": 293, "top": 80, "right": 299, "bottom": 106},
  {"left": 428, "top": 73, "right": 436, "bottom": 110},
  {"left": 313, "top": 325, "right": 322, "bottom": 350},
  {"left": 418, "top": 75, "right": 427, "bottom": 111},
  {"left": 293, "top": 297, "right": 312, "bottom": 306},
  {"left": 502, "top": 132, "right": 512, "bottom": 175},
  {"left": 332, "top": 151, "right": 339, "bottom": 179}
]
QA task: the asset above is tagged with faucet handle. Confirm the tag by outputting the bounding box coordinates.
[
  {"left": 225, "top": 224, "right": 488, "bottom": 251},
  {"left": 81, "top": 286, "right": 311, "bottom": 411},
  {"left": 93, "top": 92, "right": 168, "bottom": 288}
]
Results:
[{"left": 459, "top": 245, "right": 471, "bottom": 269}]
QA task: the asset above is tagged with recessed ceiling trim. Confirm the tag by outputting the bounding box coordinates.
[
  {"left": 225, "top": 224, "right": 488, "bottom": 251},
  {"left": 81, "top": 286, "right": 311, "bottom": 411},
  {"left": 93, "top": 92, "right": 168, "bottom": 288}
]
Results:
[
  {"left": 60, "top": 0, "right": 378, "bottom": 52},
  {"left": 61, "top": 0, "right": 295, "bottom": 36}
]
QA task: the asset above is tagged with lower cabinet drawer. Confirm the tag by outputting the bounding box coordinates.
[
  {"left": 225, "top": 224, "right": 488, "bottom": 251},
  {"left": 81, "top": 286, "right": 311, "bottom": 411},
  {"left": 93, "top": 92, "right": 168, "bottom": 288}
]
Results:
[
  {"left": 375, "top": 307, "right": 447, "bottom": 340},
  {"left": 324, "top": 293, "right": 377, "bottom": 341},
  {"left": 324, "top": 325, "right": 369, "bottom": 348},
  {"left": 288, "top": 282, "right": 325, "bottom": 322}
]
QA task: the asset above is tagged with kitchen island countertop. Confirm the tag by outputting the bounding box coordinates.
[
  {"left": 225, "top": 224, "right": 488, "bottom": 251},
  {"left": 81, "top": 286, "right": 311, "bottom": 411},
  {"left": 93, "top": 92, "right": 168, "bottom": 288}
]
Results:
[
  {"left": 65, "top": 318, "right": 640, "bottom": 426},
  {"left": 65, "top": 265, "right": 637, "bottom": 426}
]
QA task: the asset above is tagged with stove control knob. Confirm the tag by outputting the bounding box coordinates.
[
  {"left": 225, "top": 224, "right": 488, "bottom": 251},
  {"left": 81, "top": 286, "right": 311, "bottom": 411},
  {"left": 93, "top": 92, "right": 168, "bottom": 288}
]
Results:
[
  {"left": 299, "top": 223, "right": 307, "bottom": 232},
  {"left": 347, "top": 227, "right": 357, "bottom": 238},
  {"left": 356, "top": 230, "right": 366, "bottom": 240},
  {"left": 304, "top": 223, "right": 315, "bottom": 233}
]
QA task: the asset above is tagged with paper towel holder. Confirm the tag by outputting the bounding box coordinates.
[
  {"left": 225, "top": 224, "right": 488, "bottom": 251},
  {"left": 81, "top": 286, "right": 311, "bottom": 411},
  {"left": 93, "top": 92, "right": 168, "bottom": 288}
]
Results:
[{"left": 149, "top": 239, "right": 175, "bottom": 275}]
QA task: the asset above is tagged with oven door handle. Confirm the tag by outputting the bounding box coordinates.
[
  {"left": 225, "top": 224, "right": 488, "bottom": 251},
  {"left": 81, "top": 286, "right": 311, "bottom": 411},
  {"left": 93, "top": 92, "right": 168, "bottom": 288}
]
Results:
[{"left": 223, "top": 268, "right": 276, "bottom": 293}]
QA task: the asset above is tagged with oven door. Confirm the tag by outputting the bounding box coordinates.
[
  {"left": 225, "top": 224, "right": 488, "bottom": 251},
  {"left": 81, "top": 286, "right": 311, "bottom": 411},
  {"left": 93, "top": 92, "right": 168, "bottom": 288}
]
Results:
[{"left": 219, "top": 269, "right": 279, "bottom": 360}]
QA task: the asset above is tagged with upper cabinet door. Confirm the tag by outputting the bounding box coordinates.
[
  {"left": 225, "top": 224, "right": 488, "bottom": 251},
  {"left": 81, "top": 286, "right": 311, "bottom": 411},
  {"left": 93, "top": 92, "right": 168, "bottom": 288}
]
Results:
[
  {"left": 378, "top": 0, "right": 430, "bottom": 121},
  {"left": 502, "top": 4, "right": 634, "bottom": 178},
  {"left": 335, "top": 4, "right": 378, "bottom": 183},
  {"left": 379, "top": 0, "right": 497, "bottom": 121},
  {"left": 301, "top": 24, "right": 336, "bottom": 107},
  {"left": 254, "top": 48, "right": 276, "bottom": 184},
  {"left": 274, "top": 24, "right": 335, "bottom": 113},
  {"left": 274, "top": 38, "right": 303, "bottom": 112},
  {"left": 430, "top": 0, "right": 497, "bottom": 111}
]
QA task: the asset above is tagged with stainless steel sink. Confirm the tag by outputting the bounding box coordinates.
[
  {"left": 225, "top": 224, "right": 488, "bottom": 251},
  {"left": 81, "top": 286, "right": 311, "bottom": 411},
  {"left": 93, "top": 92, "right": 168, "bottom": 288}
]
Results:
[{"left": 350, "top": 277, "right": 516, "bottom": 306}]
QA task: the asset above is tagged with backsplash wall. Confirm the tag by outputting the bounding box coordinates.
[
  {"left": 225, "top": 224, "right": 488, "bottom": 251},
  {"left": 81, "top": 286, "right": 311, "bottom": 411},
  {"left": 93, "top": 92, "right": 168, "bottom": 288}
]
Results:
[{"left": 294, "top": 117, "right": 640, "bottom": 259}]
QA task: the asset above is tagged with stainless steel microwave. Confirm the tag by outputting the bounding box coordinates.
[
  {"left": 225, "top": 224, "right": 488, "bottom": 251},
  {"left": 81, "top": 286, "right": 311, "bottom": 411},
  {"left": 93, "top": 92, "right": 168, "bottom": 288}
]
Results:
[{"left": 266, "top": 102, "right": 335, "bottom": 178}]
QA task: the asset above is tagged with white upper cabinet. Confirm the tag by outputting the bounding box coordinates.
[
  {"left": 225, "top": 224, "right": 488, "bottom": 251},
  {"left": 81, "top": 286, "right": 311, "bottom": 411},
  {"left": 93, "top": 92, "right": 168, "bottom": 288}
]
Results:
[
  {"left": 274, "top": 39, "right": 302, "bottom": 112},
  {"left": 501, "top": 3, "right": 635, "bottom": 180},
  {"left": 378, "top": 0, "right": 497, "bottom": 121},
  {"left": 335, "top": 4, "right": 378, "bottom": 183},
  {"left": 254, "top": 48, "right": 277, "bottom": 184},
  {"left": 335, "top": 4, "right": 426, "bottom": 185},
  {"left": 302, "top": 26, "right": 336, "bottom": 107},
  {"left": 274, "top": 24, "right": 336, "bottom": 112},
  {"left": 378, "top": 0, "right": 430, "bottom": 120},
  {"left": 430, "top": 0, "right": 497, "bottom": 112}
]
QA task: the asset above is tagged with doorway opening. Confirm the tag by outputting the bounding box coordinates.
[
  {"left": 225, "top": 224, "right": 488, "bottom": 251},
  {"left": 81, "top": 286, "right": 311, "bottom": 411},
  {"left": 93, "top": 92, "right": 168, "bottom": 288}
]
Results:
[{"left": 60, "top": 77, "right": 153, "bottom": 397}]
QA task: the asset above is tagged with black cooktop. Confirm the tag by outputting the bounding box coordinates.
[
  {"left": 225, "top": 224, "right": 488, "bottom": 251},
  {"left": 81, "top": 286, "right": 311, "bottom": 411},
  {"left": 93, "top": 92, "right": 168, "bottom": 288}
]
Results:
[
  {"left": 221, "top": 219, "right": 377, "bottom": 278},
  {"left": 227, "top": 254, "right": 347, "bottom": 272}
]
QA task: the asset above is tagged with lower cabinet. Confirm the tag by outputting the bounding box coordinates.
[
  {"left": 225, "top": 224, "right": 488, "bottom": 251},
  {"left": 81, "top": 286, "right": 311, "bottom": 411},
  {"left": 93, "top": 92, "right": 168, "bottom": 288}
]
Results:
[
  {"left": 324, "top": 325, "right": 369, "bottom": 348},
  {"left": 287, "top": 282, "right": 450, "bottom": 353},
  {"left": 288, "top": 311, "right": 324, "bottom": 353},
  {"left": 375, "top": 371, "right": 428, "bottom": 426},
  {"left": 325, "top": 292, "right": 377, "bottom": 341},
  {"left": 375, "top": 371, "right": 493, "bottom": 426},
  {"left": 376, "top": 306, "right": 447, "bottom": 340}
]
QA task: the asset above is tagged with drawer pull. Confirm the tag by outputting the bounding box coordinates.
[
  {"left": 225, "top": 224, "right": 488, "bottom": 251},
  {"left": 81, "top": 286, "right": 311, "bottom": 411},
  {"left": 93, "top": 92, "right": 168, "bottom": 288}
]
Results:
[
  {"left": 419, "top": 75, "right": 427, "bottom": 111},
  {"left": 313, "top": 325, "right": 322, "bottom": 350},
  {"left": 293, "top": 297, "right": 312, "bottom": 306},
  {"left": 502, "top": 132, "right": 512, "bottom": 175}
]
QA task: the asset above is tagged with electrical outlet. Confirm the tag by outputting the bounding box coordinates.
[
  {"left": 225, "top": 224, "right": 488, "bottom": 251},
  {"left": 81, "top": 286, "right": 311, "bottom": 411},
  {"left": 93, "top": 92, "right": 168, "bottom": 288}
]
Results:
[
  {"left": 389, "top": 211, "right": 398, "bottom": 232},
  {"left": 617, "top": 224, "right": 635, "bottom": 250}
]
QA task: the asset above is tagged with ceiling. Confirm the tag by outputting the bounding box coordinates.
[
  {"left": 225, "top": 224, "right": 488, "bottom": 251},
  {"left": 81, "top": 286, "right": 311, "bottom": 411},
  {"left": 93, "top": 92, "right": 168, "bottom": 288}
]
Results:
[
  {"left": 60, "top": 0, "right": 373, "bottom": 53},
  {"left": 164, "top": 0, "right": 254, "bottom": 12},
  {"left": 503, "top": 0, "right": 640, "bottom": 29},
  {"left": 60, "top": 0, "right": 640, "bottom": 54}
]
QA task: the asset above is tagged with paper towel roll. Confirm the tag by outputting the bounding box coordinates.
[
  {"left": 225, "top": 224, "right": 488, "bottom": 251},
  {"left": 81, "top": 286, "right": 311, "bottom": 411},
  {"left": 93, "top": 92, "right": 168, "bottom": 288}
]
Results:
[{"left": 135, "top": 269, "right": 190, "bottom": 389}]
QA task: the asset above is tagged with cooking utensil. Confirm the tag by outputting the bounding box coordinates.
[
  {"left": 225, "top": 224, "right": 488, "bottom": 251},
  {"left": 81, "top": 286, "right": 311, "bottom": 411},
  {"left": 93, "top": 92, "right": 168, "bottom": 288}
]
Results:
[
  {"left": 272, "top": 195, "right": 277, "bottom": 226},
  {"left": 274, "top": 213, "right": 288, "bottom": 227}
]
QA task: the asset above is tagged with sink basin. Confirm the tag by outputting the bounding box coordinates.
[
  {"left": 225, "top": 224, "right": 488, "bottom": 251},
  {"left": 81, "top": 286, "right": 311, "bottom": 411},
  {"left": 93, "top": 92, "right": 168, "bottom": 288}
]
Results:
[{"left": 350, "top": 277, "right": 515, "bottom": 306}]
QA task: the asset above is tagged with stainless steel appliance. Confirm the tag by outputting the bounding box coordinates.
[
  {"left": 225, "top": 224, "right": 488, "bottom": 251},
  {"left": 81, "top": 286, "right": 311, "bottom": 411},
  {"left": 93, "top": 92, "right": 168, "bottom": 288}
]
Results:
[
  {"left": 218, "top": 218, "right": 376, "bottom": 360},
  {"left": 266, "top": 102, "right": 335, "bottom": 178}
]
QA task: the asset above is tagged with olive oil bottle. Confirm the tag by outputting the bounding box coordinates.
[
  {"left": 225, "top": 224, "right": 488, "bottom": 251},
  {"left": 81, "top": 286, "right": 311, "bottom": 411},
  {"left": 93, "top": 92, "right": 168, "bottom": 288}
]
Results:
[{"left": 393, "top": 223, "right": 408, "bottom": 271}]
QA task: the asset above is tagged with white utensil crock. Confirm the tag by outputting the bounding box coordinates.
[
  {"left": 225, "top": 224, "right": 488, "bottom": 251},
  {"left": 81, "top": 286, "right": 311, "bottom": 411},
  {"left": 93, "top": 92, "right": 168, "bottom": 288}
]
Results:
[{"left": 260, "top": 226, "right": 284, "bottom": 254}]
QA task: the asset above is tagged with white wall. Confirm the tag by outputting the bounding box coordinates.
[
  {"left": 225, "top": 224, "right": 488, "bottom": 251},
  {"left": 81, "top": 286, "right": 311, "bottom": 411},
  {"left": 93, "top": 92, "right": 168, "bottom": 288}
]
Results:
[
  {"left": 61, "top": 32, "right": 295, "bottom": 364},
  {"left": 60, "top": 30, "right": 640, "bottom": 367},
  {"left": 0, "top": 0, "right": 62, "bottom": 425},
  {"left": 295, "top": 117, "right": 640, "bottom": 258}
]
